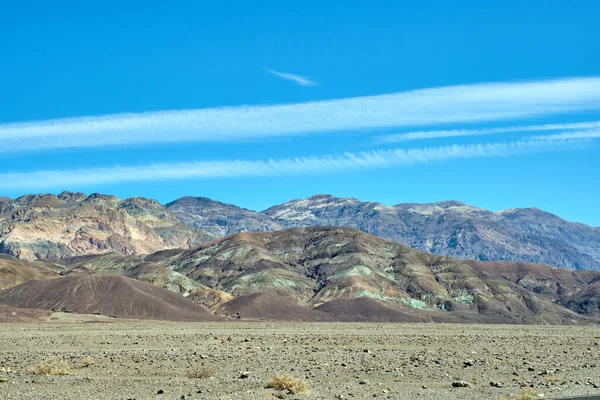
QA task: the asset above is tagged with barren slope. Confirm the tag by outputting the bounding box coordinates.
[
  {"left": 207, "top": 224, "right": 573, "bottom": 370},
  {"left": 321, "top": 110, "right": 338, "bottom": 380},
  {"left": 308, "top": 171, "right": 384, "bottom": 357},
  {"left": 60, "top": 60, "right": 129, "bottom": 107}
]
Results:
[
  {"left": 0, "top": 254, "right": 61, "bottom": 290},
  {"left": 0, "top": 275, "right": 220, "bottom": 321},
  {"left": 216, "top": 293, "right": 330, "bottom": 321},
  {"left": 153, "top": 227, "right": 600, "bottom": 324},
  {"left": 0, "top": 304, "right": 50, "bottom": 322}
]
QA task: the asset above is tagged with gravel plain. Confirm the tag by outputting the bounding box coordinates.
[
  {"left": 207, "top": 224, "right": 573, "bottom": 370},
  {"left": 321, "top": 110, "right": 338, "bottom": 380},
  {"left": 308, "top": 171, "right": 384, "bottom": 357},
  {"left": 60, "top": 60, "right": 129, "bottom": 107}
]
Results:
[{"left": 1, "top": 316, "right": 600, "bottom": 400}]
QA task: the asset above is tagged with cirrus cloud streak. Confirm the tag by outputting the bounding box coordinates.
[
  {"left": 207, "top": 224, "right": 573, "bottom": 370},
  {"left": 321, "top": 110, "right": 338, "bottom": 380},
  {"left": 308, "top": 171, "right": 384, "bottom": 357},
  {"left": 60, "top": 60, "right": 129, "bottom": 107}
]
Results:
[
  {"left": 375, "top": 121, "right": 600, "bottom": 143},
  {"left": 1, "top": 77, "right": 600, "bottom": 153},
  {"left": 532, "top": 128, "right": 600, "bottom": 141},
  {"left": 266, "top": 69, "right": 318, "bottom": 86},
  {"left": 0, "top": 139, "right": 586, "bottom": 190}
]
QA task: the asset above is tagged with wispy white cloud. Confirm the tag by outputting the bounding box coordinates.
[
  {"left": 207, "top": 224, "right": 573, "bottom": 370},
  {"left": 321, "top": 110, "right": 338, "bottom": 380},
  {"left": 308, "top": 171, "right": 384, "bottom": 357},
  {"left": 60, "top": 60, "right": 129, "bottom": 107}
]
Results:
[
  {"left": 0, "top": 139, "right": 586, "bottom": 190},
  {"left": 532, "top": 128, "right": 600, "bottom": 141},
  {"left": 266, "top": 69, "right": 318, "bottom": 86},
  {"left": 375, "top": 121, "right": 600, "bottom": 143},
  {"left": 1, "top": 77, "right": 600, "bottom": 153}
]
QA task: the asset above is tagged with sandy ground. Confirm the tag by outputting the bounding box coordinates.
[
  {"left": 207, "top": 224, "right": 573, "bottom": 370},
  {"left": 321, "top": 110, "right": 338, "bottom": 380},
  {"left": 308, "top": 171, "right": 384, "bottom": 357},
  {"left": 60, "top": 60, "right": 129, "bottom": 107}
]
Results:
[{"left": 1, "top": 317, "right": 600, "bottom": 399}]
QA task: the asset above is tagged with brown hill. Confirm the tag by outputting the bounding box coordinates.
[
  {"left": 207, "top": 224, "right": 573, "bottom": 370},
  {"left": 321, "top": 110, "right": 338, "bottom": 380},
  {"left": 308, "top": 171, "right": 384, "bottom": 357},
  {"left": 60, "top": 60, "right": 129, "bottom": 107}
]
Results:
[
  {"left": 56, "top": 252, "right": 213, "bottom": 296},
  {"left": 12, "top": 226, "right": 600, "bottom": 324},
  {"left": 0, "top": 304, "right": 50, "bottom": 323},
  {"left": 150, "top": 226, "right": 600, "bottom": 324},
  {"left": 558, "top": 281, "right": 600, "bottom": 316},
  {"left": 0, "top": 254, "right": 60, "bottom": 290},
  {"left": 215, "top": 293, "right": 330, "bottom": 321},
  {"left": 0, "top": 275, "right": 220, "bottom": 321},
  {"left": 186, "top": 287, "right": 234, "bottom": 309},
  {"left": 314, "top": 297, "right": 438, "bottom": 322}
]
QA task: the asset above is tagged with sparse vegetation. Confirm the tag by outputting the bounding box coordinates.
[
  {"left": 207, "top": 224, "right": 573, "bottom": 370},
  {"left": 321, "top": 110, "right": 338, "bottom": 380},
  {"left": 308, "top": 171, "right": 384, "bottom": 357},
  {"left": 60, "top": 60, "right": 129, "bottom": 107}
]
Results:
[
  {"left": 186, "top": 364, "right": 214, "bottom": 379},
  {"left": 266, "top": 374, "right": 309, "bottom": 394},
  {"left": 545, "top": 374, "right": 560, "bottom": 383},
  {"left": 28, "top": 356, "right": 71, "bottom": 375},
  {"left": 81, "top": 356, "right": 95, "bottom": 367},
  {"left": 501, "top": 387, "right": 538, "bottom": 400}
]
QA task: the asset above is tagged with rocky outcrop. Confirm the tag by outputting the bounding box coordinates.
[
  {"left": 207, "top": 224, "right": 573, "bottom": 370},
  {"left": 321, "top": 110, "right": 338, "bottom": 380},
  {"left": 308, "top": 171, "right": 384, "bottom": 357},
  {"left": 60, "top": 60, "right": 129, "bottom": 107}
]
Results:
[{"left": 0, "top": 192, "right": 210, "bottom": 260}]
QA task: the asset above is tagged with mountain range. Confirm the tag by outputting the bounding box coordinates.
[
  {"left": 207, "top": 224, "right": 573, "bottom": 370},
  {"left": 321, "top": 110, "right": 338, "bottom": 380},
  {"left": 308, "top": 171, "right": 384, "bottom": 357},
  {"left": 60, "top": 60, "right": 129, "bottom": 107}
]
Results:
[
  {"left": 0, "top": 192, "right": 598, "bottom": 272},
  {"left": 153, "top": 194, "right": 600, "bottom": 271},
  {"left": 1, "top": 226, "right": 599, "bottom": 324}
]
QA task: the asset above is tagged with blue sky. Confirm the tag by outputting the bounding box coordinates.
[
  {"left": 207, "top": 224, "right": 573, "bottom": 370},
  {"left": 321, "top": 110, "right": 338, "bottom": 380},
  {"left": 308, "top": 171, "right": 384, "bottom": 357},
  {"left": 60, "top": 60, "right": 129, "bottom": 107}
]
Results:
[{"left": 1, "top": 0, "right": 599, "bottom": 225}]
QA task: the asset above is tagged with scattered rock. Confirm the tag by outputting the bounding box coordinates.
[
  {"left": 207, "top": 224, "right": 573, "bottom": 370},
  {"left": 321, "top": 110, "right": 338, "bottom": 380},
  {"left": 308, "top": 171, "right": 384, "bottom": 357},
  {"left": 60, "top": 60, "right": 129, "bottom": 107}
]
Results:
[
  {"left": 452, "top": 381, "right": 471, "bottom": 388},
  {"left": 359, "top": 379, "right": 370, "bottom": 385},
  {"left": 490, "top": 381, "right": 503, "bottom": 388}
]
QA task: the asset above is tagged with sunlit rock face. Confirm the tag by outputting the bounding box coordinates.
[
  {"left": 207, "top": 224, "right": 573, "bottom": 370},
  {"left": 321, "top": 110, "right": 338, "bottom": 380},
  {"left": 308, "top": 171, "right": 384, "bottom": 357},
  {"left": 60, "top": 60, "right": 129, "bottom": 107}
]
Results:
[{"left": 0, "top": 192, "right": 210, "bottom": 260}]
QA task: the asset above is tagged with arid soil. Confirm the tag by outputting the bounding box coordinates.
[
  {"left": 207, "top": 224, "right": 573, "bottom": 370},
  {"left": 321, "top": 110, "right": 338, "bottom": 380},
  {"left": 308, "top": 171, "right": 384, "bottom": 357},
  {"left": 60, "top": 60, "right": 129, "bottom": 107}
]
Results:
[{"left": 1, "top": 320, "right": 599, "bottom": 399}]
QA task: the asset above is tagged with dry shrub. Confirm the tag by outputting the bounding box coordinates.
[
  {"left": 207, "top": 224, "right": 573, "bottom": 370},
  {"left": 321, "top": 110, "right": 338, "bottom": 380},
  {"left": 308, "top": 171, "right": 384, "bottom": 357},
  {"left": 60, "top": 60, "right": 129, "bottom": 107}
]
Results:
[
  {"left": 266, "top": 374, "right": 309, "bottom": 394},
  {"left": 29, "top": 356, "right": 71, "bottom": 375},
  {"left": 186, "top": 364, "right": 214, "bottom": 379},
  {"left": 500, "top": 388, "right": 538, "bottom": 400},
  {"left": 545, "top": 374, "right": 560, "bottom": 383},
  {"left": 81, "top": 356, "right": 95, "bottom": 367}
]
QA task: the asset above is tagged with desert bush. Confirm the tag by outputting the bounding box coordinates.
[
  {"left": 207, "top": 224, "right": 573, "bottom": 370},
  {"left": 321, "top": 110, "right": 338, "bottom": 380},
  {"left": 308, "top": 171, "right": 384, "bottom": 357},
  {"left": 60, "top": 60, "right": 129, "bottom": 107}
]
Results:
[
  {"left": 186, "top": 364, "right": 214, "bottom": 379},
  {"left": 29, "top": 356, "right": 71, "bottom": 375},
  {"left": 266, "top": 374, "right": 309, "bottom": 394},
  {"left": 501, "top": 387, "right": 538, "bottom": 400},
  {"left": 81, "top": 356, "right": 95, "bottom": 367}
]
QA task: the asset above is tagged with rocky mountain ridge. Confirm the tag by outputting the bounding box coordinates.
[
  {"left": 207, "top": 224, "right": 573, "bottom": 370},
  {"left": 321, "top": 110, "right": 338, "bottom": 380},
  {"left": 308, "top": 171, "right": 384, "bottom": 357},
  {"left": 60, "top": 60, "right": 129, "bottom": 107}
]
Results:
[
  {"left": 170, "top": 194, "right": 600, "bottom": 270},
  {"left": 1, "top": 191, "right": 599, "bottom": 271}
]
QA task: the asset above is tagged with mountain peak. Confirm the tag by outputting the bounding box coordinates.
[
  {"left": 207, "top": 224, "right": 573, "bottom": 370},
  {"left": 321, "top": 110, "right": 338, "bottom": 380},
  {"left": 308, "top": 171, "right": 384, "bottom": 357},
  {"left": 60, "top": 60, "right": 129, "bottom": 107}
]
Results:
[
  {"left": 166, "top": 196, "right": 233, "bottom": 209},
  {"left": 305, "top": 194, "right": 362, "bottom": 203},
  {"left": 166, "top": 196, "right": 281, "bottom": 237},
  {"left": 57, "top": 191, "right": 87, "bottom": 202},
  {"left": 306, "top": 194, "right": 336, "bottom": 201}
]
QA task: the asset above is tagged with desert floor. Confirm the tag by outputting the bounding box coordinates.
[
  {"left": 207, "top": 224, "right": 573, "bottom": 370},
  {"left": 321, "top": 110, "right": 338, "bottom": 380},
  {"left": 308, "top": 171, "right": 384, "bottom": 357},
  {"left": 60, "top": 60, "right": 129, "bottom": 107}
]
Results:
[{"left": 1, "top": 316, "right": 599, "bottom": 399}]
